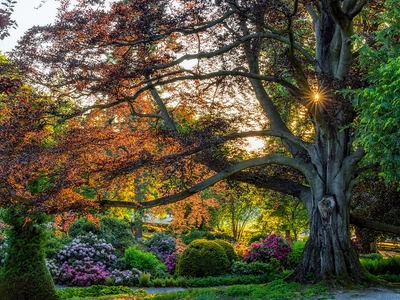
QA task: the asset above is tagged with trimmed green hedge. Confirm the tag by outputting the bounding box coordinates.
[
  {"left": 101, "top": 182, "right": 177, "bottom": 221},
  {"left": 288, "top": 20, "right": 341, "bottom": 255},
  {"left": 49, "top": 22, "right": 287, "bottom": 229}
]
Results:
[{"left": 56, "top": 285, "right": 147, "bottom": 300}]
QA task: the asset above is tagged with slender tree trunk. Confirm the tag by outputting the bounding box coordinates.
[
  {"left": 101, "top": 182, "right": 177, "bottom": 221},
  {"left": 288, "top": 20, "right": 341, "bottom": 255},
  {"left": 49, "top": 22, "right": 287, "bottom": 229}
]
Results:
[{"left": 134, "top": 209, "right": 144, "bottom": 241}]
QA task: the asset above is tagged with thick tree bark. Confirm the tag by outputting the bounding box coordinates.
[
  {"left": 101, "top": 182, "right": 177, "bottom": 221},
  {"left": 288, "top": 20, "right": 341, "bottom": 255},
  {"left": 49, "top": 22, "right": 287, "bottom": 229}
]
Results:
[{"left": 291, "top": 195, "right": 366, "bottom": 283}]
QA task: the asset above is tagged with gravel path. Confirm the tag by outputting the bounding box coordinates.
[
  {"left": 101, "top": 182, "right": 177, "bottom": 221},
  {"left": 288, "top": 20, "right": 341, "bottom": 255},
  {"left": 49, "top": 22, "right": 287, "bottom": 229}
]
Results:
[{"left": 331, "top": 287, "right": 400, "bottom": 300}]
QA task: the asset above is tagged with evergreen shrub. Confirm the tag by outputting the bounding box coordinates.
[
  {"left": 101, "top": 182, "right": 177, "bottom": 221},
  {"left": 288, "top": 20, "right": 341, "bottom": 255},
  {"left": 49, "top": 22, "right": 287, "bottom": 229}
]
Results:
[
  {"left": 124, "top": 247, "right": 166, "bottom": 274},
  {"left": 0, "top": 208, "right": 57, "bottom": 300},
  {"left": 286, "top": 241, "right": 306, "bottom": 269},
  {"left": 214, "top": 239, "right": 238, "bottom": 265},
  {"left": 359, "top": 253, "right": 383, "bottom": 261},
  {"left": 176, "top": 239, "right": 229, "bottom": 277},
  {"left": 361, "top": 256, "right": 400, "bottom": 275},
  {"left": 230, "top": 261, "right": 279, "bottom": 276}
]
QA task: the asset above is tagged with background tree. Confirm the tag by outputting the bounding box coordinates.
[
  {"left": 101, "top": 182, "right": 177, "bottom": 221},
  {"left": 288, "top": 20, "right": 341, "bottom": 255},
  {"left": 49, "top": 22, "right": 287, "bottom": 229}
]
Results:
[
  {"left": 206, "top": 182, "right": 262, "bottom": 241},
  {"left": 9, "top": 0, "right": 400, "bottom": 284},
  {"left": 257, "top": 191, "right": 308, "bottom": 241}
]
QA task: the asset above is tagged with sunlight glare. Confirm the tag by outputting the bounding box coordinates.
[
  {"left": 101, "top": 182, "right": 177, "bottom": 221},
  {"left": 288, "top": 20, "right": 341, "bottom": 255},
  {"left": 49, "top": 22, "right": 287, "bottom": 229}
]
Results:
[
  {"left": 245, "top": 137, "right": 265, "bottom": 152},
  {"left": 180, "top": 59, "right": 198, "bottom": 69}
]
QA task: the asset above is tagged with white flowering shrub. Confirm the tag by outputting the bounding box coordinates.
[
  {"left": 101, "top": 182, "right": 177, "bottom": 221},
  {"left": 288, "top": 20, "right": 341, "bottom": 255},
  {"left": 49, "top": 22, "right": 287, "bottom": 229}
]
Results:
[{"left": 46, "top": 232, "right": 140, "bottom": 286}]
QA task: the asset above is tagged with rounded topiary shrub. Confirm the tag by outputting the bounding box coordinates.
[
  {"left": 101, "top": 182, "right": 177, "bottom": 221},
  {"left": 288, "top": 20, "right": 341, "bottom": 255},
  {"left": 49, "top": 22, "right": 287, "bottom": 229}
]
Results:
[
  {"left": 213, "top": 239, "right": 238, "bottom": 266},
  {"left": 176, "top": 239, "right": 229, "bottom": 277}
]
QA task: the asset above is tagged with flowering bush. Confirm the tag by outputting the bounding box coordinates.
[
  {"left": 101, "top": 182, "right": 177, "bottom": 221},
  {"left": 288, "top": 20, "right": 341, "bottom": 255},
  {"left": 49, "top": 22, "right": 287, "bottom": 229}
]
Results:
[
  {"left": 56, "top": 232, "right": 117, "bottom": 266},
  {"left": 163, "top": 236, "right": 186, "bottom": 274},
  {"left": 243, "top": 233, "right": 292, "bottom": 264},
  {"left": 0, "top": 237, "right": 8, "bottom": 266},
  {"left": 47, "top": 232, "right": 140, "bottom": 286},
  {"left": 351, "top": 238, "right": 363, "bottom": 254},
  {"left": 144, "top": 232, "right": 176, "bottom": 262},
  {"left": 165, "top": 252, "right": 177, "bottom": 273},
  {"left": 58, "top": 261, "right": 110, "bottom": 286}
]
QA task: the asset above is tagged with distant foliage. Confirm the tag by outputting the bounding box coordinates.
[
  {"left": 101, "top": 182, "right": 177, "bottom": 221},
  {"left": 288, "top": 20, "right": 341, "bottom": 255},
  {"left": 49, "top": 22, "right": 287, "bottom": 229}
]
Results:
[
  {"left": 176, "top": 239, "right": 229, "bottom": 277},
  {"left": 248, "top": 233, "right": 266, "bottom": 244},
  {"left": 180, "top": 229, "right": 234, "bottom": 245},
  {"left": 243, "top": 233, "right": 292, "bottom": 264}
]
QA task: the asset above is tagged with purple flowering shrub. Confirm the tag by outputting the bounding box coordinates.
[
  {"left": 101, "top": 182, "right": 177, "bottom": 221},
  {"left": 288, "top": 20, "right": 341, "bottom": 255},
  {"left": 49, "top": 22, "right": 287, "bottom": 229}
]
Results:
[
  {"left": 165, "top": 252, "right": 177, "bottom": 273},
  {"left": 144, "top": 232, "right": 176, "bottom": 262},
  {"left": 0, "top": 237, "right": 8, "bottom": 266},
  {"left": 46, "top": 232, "right": 141, "bottom": 286},
  {"left": 243, "top": 233, "right": 292, "bottom": 264}
]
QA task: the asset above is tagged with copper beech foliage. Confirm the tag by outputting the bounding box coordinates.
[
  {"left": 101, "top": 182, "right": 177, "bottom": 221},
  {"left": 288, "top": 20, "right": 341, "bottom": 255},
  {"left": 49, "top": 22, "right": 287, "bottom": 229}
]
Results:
[{"left": 7, "top": 0, "right": 400, "bottom": 232}]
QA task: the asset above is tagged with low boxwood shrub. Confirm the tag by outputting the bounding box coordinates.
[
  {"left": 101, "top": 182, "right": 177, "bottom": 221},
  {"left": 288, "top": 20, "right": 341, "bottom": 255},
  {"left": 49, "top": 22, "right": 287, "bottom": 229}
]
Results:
[
  {"left": 359, "top": 253, "right": 383, "bottom": 261},
  {"left": 176, "top": 239, "right": 229, "bottom": 277},
  {"left": 230, "top": 261, "right": 280, "bottom": 276},
  {"left": 214, "top": 239, "right": 238, "bottom": 265},
  {"left": 378, "top": 274, "right": 400, "bottom": 283},
  {"left": 361, "top": 256, "right": 400, "bottom": 275},
  {"left": 56, "top": 285, "right": 147, "bottom": 300},
  {"left": 124, "top": 247, "right": 167, "bottom": 274},
  {"left": 185, "top": 274, "right": 270, "bottom": 287}
]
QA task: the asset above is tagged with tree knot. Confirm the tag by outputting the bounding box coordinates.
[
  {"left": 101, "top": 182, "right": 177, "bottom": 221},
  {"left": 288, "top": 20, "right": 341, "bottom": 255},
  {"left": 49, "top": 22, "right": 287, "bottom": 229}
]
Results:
[{"left": 318, "top": 195, "right": 336, "bottom": 220}]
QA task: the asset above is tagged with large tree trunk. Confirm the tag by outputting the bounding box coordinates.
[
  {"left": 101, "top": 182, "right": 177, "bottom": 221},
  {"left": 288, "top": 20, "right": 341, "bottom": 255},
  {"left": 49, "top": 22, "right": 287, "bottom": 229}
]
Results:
[
  {"left": 291, "top": 124, "right": 367, "bottom": 283},
  {"left": 292, "top": 195, "right": 365, "bottom": 283}
]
